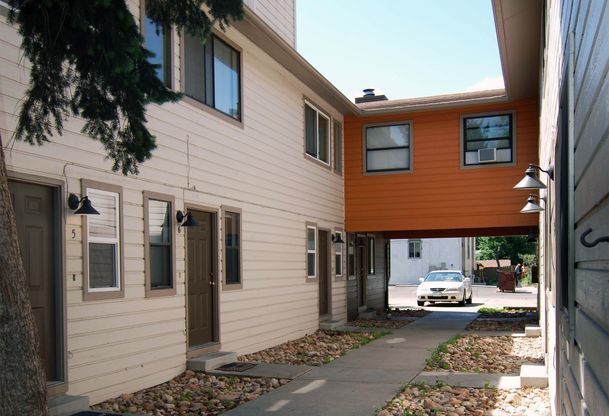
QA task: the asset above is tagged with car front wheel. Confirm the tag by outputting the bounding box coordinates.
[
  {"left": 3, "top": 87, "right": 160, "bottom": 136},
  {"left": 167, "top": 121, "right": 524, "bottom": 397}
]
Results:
[
  {"left": 458, "top": 290, "right": 466, "bottom": 306},
  {"left": 466, "top": 291, "right": 473, "bottom": 304}
]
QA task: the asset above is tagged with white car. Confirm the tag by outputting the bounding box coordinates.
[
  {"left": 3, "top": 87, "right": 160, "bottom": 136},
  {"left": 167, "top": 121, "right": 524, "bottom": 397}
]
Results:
[{"left": 416, "top": 270, "right": 473, "bottom": 306}]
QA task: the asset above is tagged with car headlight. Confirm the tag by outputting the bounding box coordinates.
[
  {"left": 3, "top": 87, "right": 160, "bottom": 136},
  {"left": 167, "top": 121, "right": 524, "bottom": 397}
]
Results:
[{"left": 444, "top": 287, "right": 462, "bottom": 293}]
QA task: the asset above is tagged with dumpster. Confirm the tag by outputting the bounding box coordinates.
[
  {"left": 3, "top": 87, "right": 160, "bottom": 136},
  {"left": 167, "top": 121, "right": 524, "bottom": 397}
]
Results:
[{"left": 498, "top": 271, "right": 516, "bottom": 292}]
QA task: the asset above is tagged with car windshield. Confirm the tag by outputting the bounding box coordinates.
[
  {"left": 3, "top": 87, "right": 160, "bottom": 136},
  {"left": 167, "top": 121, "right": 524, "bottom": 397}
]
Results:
[{"left": 424, "top": 272, "right": 462, "bottom": 282}]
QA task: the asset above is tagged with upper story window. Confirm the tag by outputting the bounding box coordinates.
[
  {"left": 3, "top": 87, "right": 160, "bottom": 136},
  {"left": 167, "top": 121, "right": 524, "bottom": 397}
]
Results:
[
  {"left": 184, "top": 34, "right": 241, "bottom": 121},
  {"left": 462, "top": 113, "right": 514, "bottom": 166},
  {"left": 409, "top": 240, "right": 422, "bottom": 259},
  {"left": 305, "top": 102, "right": 330, "bottom": 165},
  {"left": 334, "top": 121, "right": 343, "bottom": 174},
  {"left": 142, "top": 3, "right": 172, "bottom": 87},
  {"left": 365, "top": 123, "right": 411, "bottom": 173}
]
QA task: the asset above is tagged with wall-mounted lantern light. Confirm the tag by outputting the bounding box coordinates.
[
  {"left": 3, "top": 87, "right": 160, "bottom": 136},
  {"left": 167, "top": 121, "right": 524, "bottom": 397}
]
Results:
[
  {"left": 68, "top": 194, "right": 100, "bottom": 215},
  {"left": 331, "top": 233, "right": 345, "bottom": 244},
  {"left": 176, "top": 210, "right": 199, "bottom": 231},
  {"left": 513, "top": 164, "right": 554, "bottom": 190},
  {"left": 520, "top": 194, "right": 545, "bottom": 213}
]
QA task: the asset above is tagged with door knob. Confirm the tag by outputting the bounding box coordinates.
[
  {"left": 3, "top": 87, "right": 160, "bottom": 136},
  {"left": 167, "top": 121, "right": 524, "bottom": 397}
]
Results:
[{"left": 209, "top": 281, "right": 215, "bottom": 286}]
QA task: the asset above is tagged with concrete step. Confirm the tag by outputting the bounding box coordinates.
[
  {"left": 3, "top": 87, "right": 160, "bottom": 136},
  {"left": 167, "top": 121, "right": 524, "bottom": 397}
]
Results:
[
  {"left": 187, "top": 351, "right": 238, "bottom": 372},
  {"left": 520, "top": 364, "right": 548, "bottom": 387},
  {"left": 48, "top": 394, "right": 89, "bottom": 416},
  {"left": 358, "top": 309, "right": 376, "bottom": 320},
  {"left": 525, "top": 325, "right": 542, "bottom": 337},
  {"left": 320, "top": 319, "right": 346, "bottom": 330}
]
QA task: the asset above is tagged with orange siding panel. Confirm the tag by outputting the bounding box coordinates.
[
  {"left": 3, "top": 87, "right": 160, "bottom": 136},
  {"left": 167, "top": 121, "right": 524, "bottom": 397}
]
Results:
[{"left": 345, "top": 98, "right": 539, "bottom": 235}]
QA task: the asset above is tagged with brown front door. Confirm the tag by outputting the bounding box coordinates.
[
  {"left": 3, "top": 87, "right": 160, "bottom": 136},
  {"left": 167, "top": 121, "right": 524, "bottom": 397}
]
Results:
[
  {"left": 187, "top": 210, "right": 216, "bottom": 347},
  {"left": 318, "top": 230, "right": 329, "bottom": 316},
  {"left": 8, "top": 180, "right": 57, "bottom": 381}
]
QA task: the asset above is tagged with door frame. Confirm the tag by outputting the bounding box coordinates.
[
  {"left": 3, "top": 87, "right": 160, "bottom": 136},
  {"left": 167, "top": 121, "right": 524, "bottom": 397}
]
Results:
[
  {"left": 318, "top": 227, "right": 332, "bottom": 319},
  {"left": 184, "top": 204, "right": 220, "bottom": 354},
  {"left": 356, "top": 233, "right": 368, "bottom": 307},
  {"left": 7, "top": 170, "right": 67, "bottom": 397}
]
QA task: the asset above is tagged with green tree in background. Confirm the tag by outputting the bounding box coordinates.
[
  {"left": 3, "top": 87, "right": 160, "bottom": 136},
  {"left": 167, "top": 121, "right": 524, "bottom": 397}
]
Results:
[
  {"left": 476, "top": 236, "right": 537, "bottom": 267},
  {"left": 1, "top": 1, "right": 243, "bottom": 414}
]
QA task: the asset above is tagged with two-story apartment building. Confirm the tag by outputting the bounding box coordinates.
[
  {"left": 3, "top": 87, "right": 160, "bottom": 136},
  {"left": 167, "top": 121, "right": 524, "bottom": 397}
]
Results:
[{"left": 1, "top": 0, "right": 360, "bottom": 406}]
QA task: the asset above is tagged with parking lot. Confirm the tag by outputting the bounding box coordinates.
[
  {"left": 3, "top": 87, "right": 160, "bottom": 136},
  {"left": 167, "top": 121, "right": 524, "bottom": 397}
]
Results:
[{"left": 389, "top": 284, "right": 538, "bottom": 312}]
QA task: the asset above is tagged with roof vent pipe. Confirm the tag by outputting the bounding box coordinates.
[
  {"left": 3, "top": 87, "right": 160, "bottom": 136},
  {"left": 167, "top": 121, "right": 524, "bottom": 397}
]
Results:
[
  {"left": 363, "top": 88, "right": 375, "bottom": 97},
  {"left": 355, "top": 88, "right": 388, "bottom": 104}
]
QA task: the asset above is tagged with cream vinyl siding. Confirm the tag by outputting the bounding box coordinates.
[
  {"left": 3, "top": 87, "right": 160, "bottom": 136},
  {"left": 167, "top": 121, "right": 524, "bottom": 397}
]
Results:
[
  {"left": 0, "top": 6, "right": 343, "bottom": 404},
  {"left": 243, "top": 0, "right": 296, "bottom": 47}
]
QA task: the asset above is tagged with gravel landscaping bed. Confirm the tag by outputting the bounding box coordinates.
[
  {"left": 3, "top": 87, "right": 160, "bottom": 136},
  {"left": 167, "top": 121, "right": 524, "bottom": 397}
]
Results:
[
  {"left": 476, "top": 307, "right": 532, "bottom": 318},
  {"left": 348, "top": 318, "right": 413, "bottom": 329},
  {"left": 377, "top": 383, "right": 550, "bottom": 416},
  {"left": 425, "top": 335, "right": 543, "bottom": 374},
  {"left": 239, "top": 330, "right": 387, "bottom": 366},
  {"left": 466, "top": 318, "right": 537, "bottom": 332},
  {"left": 388, "top": 307, "right": 431, "bottom": 318},
  {"left": 92, "top": 370, "right": 288, "bottom": 415}
]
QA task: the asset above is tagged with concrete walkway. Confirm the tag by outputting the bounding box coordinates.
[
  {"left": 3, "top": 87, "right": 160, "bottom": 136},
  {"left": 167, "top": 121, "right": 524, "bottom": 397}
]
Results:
[{"left": 224, "top": 311, "right": 477, "bottom": 416}]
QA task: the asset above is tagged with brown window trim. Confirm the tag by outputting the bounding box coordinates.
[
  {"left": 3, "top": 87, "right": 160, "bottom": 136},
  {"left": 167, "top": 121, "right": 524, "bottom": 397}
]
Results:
[
  {"left": 459, "top": 110, "right": 517, "bottom": 169},
  {"left": 305, "top": 221, "right": 318, "bottom": 282},
  {"left": 221, "top": 206, "right": 243, "bottom": 290},
  {"left": 180, "top": 30, "right": 244, "bottom": 129},
  {"left": 362, "top": 120, "right": 413, "bottom": 176},
  {"left": 82, "top": 179, "right": 125, "bottom": 301},
  {"left": 140, "top": 0, "right": 174, "bottom": 90},
  {"left": 303, "top": 98, "right": 332, "bottom": 170},
  {"left": 143, "top": 191, "right": 177, "bottom": 297},
  {"left": 334, "top": 228, "right": 344, "bottom": 279},
  {"left": 333, "top": 120, "right": 343, "bottom": 176}
]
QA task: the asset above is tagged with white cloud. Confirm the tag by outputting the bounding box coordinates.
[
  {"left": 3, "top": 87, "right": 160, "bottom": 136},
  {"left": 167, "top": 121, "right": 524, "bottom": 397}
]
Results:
[{"left": 463, "top": 76, "right": 505, "bottom": 92}]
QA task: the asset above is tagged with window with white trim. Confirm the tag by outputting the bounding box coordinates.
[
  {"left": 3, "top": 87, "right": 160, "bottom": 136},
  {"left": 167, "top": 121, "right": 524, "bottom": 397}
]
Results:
[
  {"left": 305, "top": 102, "right": 330, "bottom": 164},
  {"left": 87, "top": 188, "right": 121, "bottom": 291},
  {"left": 307, "top": 225, "right": 317, "bottom": 278},
  {"left": 408, "top": 240, "right": 422, "bottom": 259},
  {"left": 335, "top": 231, "right": 343, "bottom": 277}
]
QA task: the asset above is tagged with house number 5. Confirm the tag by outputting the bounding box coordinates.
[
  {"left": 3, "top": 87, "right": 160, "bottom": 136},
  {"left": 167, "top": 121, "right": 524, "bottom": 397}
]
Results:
[{"left": 71, "top": 229, "right": 76, "bottom": 239}]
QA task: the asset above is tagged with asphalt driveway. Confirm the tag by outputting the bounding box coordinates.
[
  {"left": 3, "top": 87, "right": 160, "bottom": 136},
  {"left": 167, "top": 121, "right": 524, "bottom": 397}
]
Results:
[{"left": 389, "top": 284, "right": 538, "bottom": 312}]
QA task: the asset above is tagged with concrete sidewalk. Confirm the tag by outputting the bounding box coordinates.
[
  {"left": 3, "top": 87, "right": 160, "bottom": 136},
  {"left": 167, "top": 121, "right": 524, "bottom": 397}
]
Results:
[{"left": 224, "top": 311, "right": 477, "bottom": 416}]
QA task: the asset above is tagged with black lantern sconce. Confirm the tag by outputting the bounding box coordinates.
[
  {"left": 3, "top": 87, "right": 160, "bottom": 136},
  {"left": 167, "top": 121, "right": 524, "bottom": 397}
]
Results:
[
  {"left": 513, "top": 164, "right": 554, "bottom": 190},
  {"left": 331, "top": 232, "right": 345, "bottom": 244},
  {"left": 68, "top": 194, "right": 100, "bottom": 215},
  {"left": 176, "top": 210, "right": 199, "bottom": 232}
]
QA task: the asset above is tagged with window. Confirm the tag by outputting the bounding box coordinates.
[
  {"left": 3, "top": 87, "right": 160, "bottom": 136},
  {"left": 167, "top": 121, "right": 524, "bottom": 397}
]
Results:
[
  {"left": 184, "top": 34, "right": 241, "bottom": 121},
  {"left": 83, "top": 182, "right": 124, "bottom": 300},
  {"left": 224, "top": 210, "right": 241, "bottom": 287},
  {"left": 307, "top": 225, "right": 317, "bottom": 278},
  {"left": 335, "top": 231, "right": 343, "bottom": 277},
  {"left": 409, "top": 240, "right": 422, "bottom": 259},
  {"left": 365, "top": 123, "right": 411, "bottom": 173},
  {"left": 144, "top": 192, "right": 175, "bottom": 297},
  {"left": 305, "top": 102, "right": 330, "bottom": 164},
  {"left": 347, "top": 233, "right": 355, "bottom": 278},
  {"left": 462, "top": 113, "right": 514, "bottom": 166},
  {"left": 142, "top": 3, "right": 172, "bottom": 87},
  {"left": 368, "top": 236, "right": 375, "bottom": 275},
  {"left": 334, "top": 121, "right": 343, "bottom": 174}
]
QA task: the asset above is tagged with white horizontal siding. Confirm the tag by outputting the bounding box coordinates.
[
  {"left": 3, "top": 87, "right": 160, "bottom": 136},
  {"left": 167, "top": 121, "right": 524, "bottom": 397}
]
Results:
[
  {"left": 244, "top": 0, "right": 295, "bottom": 47},
  {"left": 0, "top": 3, "right": 344, "bottom": 405}
]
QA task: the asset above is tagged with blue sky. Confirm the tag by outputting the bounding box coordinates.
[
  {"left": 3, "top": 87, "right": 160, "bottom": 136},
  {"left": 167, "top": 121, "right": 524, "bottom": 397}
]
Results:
[{"left": 296, "top": 0, "right": 503, "bottom": 100}]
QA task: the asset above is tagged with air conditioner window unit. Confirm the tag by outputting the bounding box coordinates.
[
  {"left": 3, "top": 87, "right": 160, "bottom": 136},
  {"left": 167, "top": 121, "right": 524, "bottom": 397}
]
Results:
[{"left": 478, "top": 148, "right": 496, "bottom": 163}]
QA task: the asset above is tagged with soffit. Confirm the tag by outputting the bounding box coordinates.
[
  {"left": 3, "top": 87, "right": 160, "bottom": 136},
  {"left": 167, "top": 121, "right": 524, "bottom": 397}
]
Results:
[{"left": 492, "top": 0, "right": 542, "bottom": 100}]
